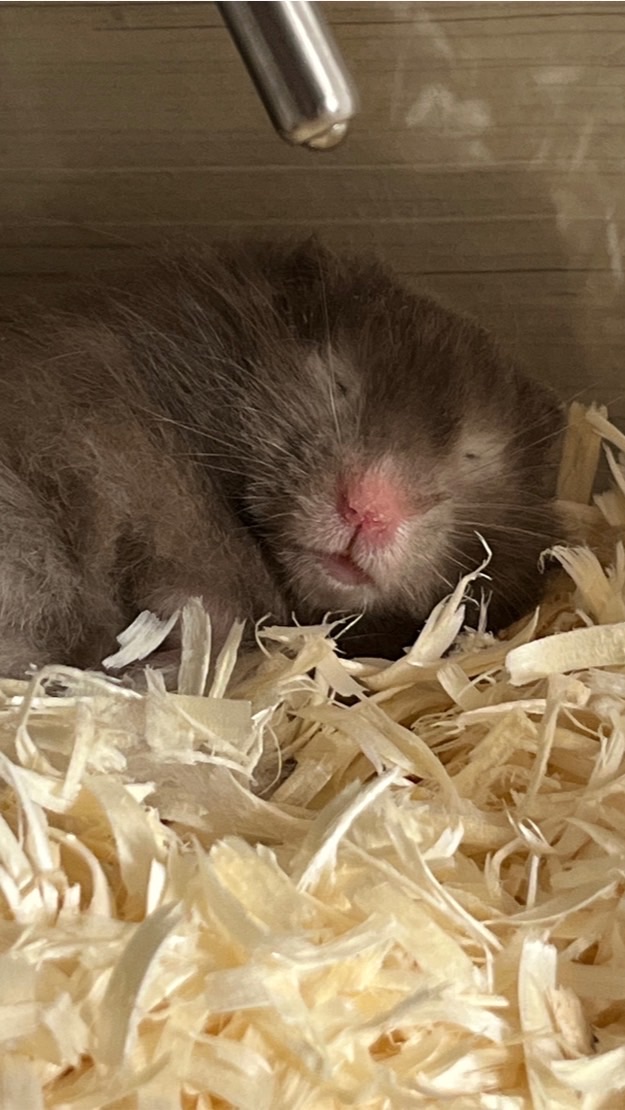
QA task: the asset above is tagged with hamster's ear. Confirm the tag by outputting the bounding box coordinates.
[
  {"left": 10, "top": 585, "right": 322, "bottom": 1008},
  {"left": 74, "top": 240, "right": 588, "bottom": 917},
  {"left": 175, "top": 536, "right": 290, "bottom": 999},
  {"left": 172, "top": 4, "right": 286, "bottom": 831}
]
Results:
[
  {"left": 264, "top": 237, "right": 340, "bottom": 330},
  {"left": 518, "top": 373, "right": 564, "bottom": 436},
  {"left": 282, "top": 235, "right": 337, "bottom": 282}
]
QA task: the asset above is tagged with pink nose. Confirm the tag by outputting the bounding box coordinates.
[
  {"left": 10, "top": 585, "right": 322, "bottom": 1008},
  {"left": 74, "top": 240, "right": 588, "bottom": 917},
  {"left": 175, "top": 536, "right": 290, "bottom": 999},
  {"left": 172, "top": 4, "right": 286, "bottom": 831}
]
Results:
[{"left": 337, "top": 470, "right": 407, "bottom": 547}]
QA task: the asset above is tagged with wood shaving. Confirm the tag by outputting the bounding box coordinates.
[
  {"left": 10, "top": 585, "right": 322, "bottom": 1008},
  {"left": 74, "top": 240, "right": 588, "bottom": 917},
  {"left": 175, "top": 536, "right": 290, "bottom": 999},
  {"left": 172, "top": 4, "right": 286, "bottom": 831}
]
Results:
[{"left": 1, "top": 405, "right": 625, "bottom": 1108}]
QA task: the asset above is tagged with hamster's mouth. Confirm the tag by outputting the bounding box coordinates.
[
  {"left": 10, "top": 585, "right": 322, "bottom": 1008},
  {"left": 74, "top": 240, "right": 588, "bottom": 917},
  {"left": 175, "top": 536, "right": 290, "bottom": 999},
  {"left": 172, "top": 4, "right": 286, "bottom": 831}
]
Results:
[{"left": 315, "top": 551, "right": 375, "bottom": 589}]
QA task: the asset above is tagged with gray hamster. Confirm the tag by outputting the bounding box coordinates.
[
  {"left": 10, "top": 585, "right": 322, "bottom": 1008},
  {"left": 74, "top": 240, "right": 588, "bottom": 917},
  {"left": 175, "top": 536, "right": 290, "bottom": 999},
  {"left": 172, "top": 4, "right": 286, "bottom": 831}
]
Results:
[{"left": 0, "top": 239, "right": 563, "bottom": 677}]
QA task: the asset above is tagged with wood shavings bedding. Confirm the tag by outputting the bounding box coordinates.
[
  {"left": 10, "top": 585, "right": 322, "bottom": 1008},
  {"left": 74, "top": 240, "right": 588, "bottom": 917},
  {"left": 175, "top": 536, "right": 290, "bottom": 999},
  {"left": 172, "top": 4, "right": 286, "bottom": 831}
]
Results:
[{"left": 2, "top": 405, "right": 625, "bottom": 1109}]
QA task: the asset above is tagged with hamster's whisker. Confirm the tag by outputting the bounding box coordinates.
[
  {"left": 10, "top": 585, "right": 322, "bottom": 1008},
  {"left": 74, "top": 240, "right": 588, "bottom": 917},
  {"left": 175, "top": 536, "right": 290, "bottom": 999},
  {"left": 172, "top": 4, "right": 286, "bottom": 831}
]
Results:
[
  {"left": 441, "top": 550, "right": 474, "bottom": 576},
  {"left": 415, "top": 567, "right": 455, "bottom": 594},
  {"left": 144, "top": 405, "right": 296, "bottom": 466},
  {"left": 462, "top": 501, "right": 556, "bottom": 513},
  {"left": 314, "top": 247, "right": 344, "bottom": 450},
  {"left": 504, "top": 417, "right": 566, "bottom": 456},
  {"left": 454, "top": 511, "right": 556, "bottom": 526},
  {"left": 138, "top": 407, "right": 238, "bottom": 448},
  {"left": 452, "top": 526, "right": 555, "bottom": 544}
]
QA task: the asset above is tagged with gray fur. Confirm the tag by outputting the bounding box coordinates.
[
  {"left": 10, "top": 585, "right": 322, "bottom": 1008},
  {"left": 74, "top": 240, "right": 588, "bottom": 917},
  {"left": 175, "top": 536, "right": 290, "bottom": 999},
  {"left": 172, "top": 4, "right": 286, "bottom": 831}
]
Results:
[{"left": 0, "top": 240, "right": 564, "bottom": 675}]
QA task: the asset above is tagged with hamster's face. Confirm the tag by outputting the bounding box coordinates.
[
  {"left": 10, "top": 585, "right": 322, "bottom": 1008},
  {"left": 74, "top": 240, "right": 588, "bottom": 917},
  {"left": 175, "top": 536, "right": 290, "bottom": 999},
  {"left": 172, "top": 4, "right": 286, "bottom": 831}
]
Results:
[{"left": 238, "top": 247, "right": 564, "bottom": 655}]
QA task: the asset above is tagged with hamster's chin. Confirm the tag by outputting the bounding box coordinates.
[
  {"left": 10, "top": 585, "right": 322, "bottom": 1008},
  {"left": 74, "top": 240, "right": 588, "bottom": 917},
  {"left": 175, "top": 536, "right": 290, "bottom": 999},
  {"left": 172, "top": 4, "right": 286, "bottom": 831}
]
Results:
[
  {"left": 286, "top": 548, "right": 382, "bottom": 611},
  {"left": 317, "top": 552, "right": 374, "bottom": 589}
]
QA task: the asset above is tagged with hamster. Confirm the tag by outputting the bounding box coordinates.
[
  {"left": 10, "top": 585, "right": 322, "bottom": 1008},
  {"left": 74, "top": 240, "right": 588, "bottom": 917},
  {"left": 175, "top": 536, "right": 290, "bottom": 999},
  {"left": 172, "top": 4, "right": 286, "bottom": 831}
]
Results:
[{"left": 0, "top": 239, "right": 564, "bottom": 677}]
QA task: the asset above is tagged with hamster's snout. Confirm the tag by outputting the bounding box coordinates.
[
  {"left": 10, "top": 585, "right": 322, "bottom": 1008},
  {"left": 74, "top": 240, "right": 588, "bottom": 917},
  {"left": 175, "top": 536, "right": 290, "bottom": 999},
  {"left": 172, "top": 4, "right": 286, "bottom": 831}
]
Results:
[
  {"left": 337, "top": 470, "right": 408, "bottom": 549},
  {"left": 315, "top": 468, "right": 409, "bottom": 590},
  {"left": 307, "top": 463, "right": 433, "bottom": 594}
]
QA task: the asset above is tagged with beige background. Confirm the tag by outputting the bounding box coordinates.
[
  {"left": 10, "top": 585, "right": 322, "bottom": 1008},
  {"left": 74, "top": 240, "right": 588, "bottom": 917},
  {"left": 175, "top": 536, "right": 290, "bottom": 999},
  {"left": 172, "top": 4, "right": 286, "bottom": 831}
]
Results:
[{"left": 1, "top": 1, "right": 624, "bottom": 415}]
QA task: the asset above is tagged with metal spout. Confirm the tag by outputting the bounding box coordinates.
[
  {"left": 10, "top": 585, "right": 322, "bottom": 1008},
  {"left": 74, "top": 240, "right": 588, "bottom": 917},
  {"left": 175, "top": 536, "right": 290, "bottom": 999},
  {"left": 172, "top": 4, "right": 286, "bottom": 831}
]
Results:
[{"left": 217, "top": 1, "right": 359, "bottom": 150}]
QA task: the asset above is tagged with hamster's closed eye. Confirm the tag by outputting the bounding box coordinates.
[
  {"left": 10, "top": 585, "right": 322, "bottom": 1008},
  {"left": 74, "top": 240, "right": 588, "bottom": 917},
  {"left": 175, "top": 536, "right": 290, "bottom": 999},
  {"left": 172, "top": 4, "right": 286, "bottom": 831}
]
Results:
[{"left": 455, "top": 429, "right": 506, "bottom": 472}]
